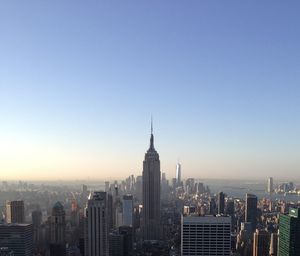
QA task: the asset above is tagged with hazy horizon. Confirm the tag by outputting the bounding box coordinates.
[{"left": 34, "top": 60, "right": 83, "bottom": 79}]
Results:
[{"left": 1, "top": 1, "right": 300, "bottom": 180}]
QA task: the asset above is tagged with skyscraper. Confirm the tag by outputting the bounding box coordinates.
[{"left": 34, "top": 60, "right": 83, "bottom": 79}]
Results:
[
  {"left": 267, "top": 177, "right": 274, "bottom": 193},
  {"left": 218, "top": 192, "right": 225, "bottom": 214},
  {"left": 122, "top": 194, "right": 133, "bottom": 227},
  {"left": 6, "top": 200, "right": 24, "bottom": 224},
  {"left": 142, "top": 122, "right": 161, "bottom": 240},
  {"left": 87, "top": 191, "right": 109, "bottom": 256},
  {"left": 176, "top": 162, "right": 181, "bottom": 186},
  {"left": 278, "top": 208, "right": 300, "bottom": 256},
  {"left": 245, "top": 193, "right": 257, "bottom": 232},
  {"left": 181, "top": 215, "right": 231, "bottom": 256},
  {"left": 49, "top": 202, "right": 66, "bottom": 256}
]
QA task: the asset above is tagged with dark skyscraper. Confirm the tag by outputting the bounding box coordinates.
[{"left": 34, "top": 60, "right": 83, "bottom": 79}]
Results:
[
  {"left": 245, "top": 193, "right": 257, "bottom": 232},
  {"left": 142, "top": 122, "right": 161, "bottom": 240},
  {"left": 218, "top": 192, "right": 225, "bottom": 214}
]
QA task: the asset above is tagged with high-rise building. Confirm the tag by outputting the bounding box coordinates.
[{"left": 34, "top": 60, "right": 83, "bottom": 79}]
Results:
[
  {"left": 122, "top": 195, "right": 133, "bottom": 227},
  {"left": 267, "top": 177, "right": 274, "bottom": 193},
  {"left": 278, "top": 208, "right": 300, "bottom": 256},
  {"left": 176, "top": 163, "right": 181, "bottom": 185},
  {"left": 142, "top": 122, "right": 161, "bottom": 240},
  {"left": 32, "top": 209, "right": 42, "bottom": 245},
  {"left": 6, "top": 201, "right": 24, "bottom": 224},
  {"left": 269, "top": 232, "right": 278, "bottom": 256},
  {"left": 49, "top": 201, "right": 66, "bottom": 256},
  {"left": 245, "top": 194, "right": 257, "bottom": 232},
  {"left": 0, "top": 223, "right": 33, "bottom": 256},
  {"left": 87, "top": 191, "right": 109, "bottom": 256},
  {"left": 218, "top": 192, "right": 225, "bottom": 214},
  {"left": 181, "top": 215, "right": 231, "bottom": 256},
  {"left": 253, "top": 229, "right": 270, "bottom": 256}
]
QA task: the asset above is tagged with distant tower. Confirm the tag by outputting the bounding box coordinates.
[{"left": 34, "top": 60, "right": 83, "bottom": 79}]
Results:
[
  {"left": 218, "top": 192, "right": 225, "bottom": 214},
  {"left": 122, "top": 195, "right": 133, "bottom": 227},
  {"left": 49, "top": 201, "right": 66, "bottom": 256},
  {"left": 245, "top": 193, "right": 257, "bottom": 232},
  {"left": 87, "top": 192, "right": 109, "bottom": 256},
  {"left": 176, "top": 163, "right": 181, "bottom": 186},
  {"left": 267, "top": 177, "right": 274, "bottom": 193},
  {"left": 6, "top": 200, "right": 24, "bottom": 223},
  {"left": 142, "top": 120, "right": 161, "bottom": 240}
]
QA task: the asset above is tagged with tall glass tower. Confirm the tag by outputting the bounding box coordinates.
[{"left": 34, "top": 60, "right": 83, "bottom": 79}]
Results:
[
  {"left": 176, "top": 163, "right": 181, "bottom": 186},
  {"left": 142, "top": 122, "right": 161, "bottom": 240},
  {"left": 278, "top": 208, "right": 300, "bottom": 256}
]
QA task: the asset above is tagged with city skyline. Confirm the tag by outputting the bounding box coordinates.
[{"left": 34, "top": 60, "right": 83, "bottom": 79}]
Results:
[{"left": 1, "top": 1, "right": 300, "bottom": 180}]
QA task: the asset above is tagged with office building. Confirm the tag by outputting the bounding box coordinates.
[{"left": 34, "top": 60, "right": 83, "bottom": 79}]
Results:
[
  {"left": 122, "top": 195, "right": 133, "bottom": 227},
  {"left": 142, "top": 122, "right": 161, "bottom": 240},
  {"left": 218, "top": 192, "right": 225, "bottom": 214},
  {"left": 278, "top": 208, "right": 300, "bottom": 256},
  {"left": 181, "top": 215, "right": 231, "bottom": 256},
  {"left": 245, "top": 194, "right": 257, "bottom": 232},
  {"left": 0, "top": 223, "right": 33, "bottom": 256},
  {"left": 32, "top": 209, "right": 42, "bottom": 244},
  {"left": 6, "top": 201, "right": 24, "bottom": 224},
  {"left": 49, "top": 202, "right": 66, "bottom": 256},
  {"left": 253, "top": 229, "right": 270, "bottom": 256},
  {"left": 87, "top": 191, "right": 109, "bottom": 256}
]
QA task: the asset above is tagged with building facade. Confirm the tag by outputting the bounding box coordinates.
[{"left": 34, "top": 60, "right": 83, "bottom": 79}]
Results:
[
  {"left": 87, "top": 191, "right": 109, "bottom": 256},
  {"left": 0, "top": 223, "right": 33, "bottom": 256},
  {"left": 181, "top": 215, "right": 231, "bottom": 256}
]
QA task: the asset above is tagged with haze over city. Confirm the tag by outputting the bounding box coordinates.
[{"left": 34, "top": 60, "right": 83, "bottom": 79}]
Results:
[{"left": 1, "top": 1, "right": 300, "bottom": 180}]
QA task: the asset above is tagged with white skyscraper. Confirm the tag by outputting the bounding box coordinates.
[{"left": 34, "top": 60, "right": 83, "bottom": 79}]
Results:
[
  {"left": 267, "top": 177, "right": 273, "bottom": 193},
  {"left": 176, "top": 162, "right": 181, "bottom": 185},
  {"left": 122, "top": 194, "right": 133, "bottom": 227},
  {"left": 181, "top": 215, "right": 231, "bottom": 256},
  {"left": 87, "top": 191, "right": 109, "bottom": 256}
]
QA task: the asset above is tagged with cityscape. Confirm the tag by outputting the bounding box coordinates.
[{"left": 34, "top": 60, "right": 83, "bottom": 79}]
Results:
[
  {"left": 0, "top": 128, "right": 300, "bottom": 255},
  {"left": 1, "top": 1, "right": 300, "bottom": 256}
]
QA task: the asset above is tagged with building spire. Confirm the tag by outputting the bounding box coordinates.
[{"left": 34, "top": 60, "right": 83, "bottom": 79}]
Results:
[
  {"left": 150, "top": 116, "right": 154, "bottom": 150},
  {"left": 151, "top": 115, "right": 153, "bottom": 135}
]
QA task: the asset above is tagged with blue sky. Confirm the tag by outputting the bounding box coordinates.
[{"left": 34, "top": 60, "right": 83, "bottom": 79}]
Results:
[{"left": 0, "top": 1, "right": 300, "bottom": 180}]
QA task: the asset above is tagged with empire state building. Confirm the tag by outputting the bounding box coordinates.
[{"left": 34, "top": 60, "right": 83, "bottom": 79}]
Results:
[{"left": 142, "top": 123, "right": 161, "bottom": 240}]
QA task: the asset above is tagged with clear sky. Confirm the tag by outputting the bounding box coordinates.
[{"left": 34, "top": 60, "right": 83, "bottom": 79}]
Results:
[{"left": 1, "top": 1, "right": 300, "bottom": 180}]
